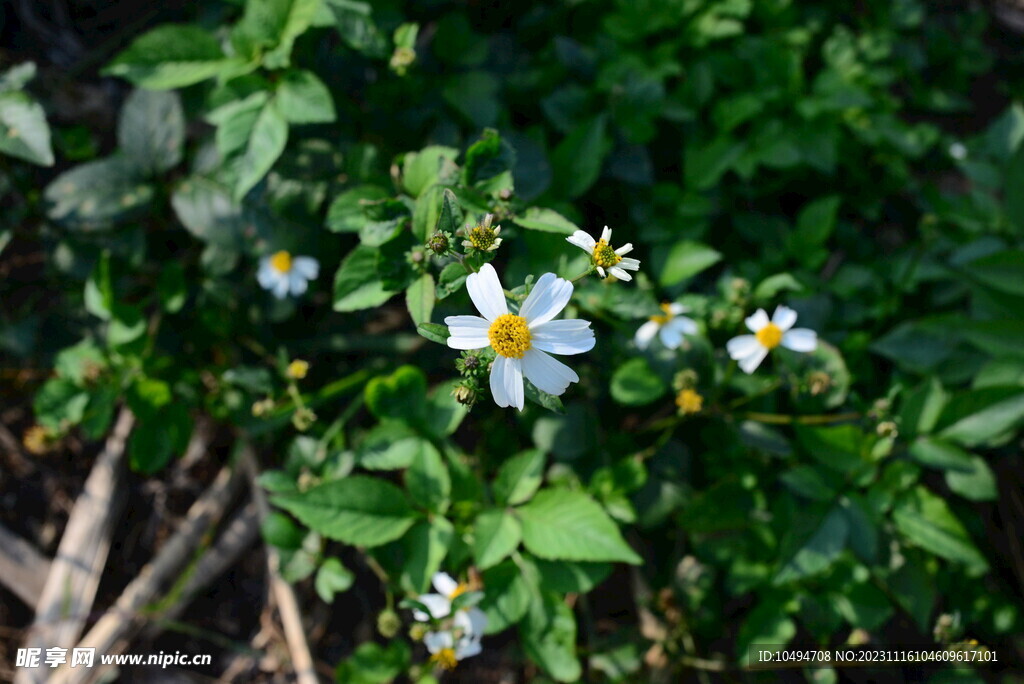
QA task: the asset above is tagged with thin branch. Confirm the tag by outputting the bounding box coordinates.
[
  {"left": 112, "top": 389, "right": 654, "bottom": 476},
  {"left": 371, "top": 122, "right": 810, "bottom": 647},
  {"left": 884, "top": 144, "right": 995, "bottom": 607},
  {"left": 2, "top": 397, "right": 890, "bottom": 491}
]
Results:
[
  {"left": 17, "top": 408, "right": 134, "bottom": 684},
  {"left": 0, "top": 521, "right": 51, "bottom": 606}
]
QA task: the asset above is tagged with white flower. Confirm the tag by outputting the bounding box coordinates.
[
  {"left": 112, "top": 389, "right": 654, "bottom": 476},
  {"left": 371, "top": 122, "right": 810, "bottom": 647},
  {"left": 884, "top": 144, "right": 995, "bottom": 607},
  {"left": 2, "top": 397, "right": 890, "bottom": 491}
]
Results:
[
  {"left": 257, "top": 251, "right": 319, "bottom": 299},
  {"left": 948, "top": 142, "right": 967, "bottom": 161},
  {"left": 726, "top": 305, "right": 817, "bottom": 374},
  {"left": 412, "top": 572, "right": 466, "bottom": 622},
  {"left": 462, "top": 213, "right": 502, "bottom": 252},
  {"left": 424, "top": 609, "right": 487, "bottom": 670},
  {"left": 444, "top": 263, "right": 594, "bottom": 410},
  {"left": 634, "top": 303, "right": 698, "bottom": 350},
  {"left": 566, "top": 226, "right": 640, "bottom": 281}
]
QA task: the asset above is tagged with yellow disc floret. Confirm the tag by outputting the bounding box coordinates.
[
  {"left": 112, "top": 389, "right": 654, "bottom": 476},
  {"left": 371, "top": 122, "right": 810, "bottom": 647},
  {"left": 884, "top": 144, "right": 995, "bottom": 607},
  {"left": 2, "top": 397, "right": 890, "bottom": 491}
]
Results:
[
  {"left": 592, "top": 239, "right": 622, "bottom": 268},
  {"left": 649, "top": 302, "right": 675, "bottom": 325},
  {"left": 675, "top": 389, "right": 704, "bottom": 415},
  {"left": 287, "top": 359, "right": 309, "bottom": 380},
  {"left": 755, "top": 322, "right": 783, "bottom": 349},
  {"left": 448, "top": 582, "right": 470, "bottom": 600},
  {"left": 270, "top": 250, "right": 293, "bottom": 274},
  {"left": 488, "top": 314, "right": 532, "bottom": 358},
  {"left": 468, "top": 226, "right": 497, "bottom": 251},
  {"left": 431, "top": 648, "right": 459, "bottom": 670}
]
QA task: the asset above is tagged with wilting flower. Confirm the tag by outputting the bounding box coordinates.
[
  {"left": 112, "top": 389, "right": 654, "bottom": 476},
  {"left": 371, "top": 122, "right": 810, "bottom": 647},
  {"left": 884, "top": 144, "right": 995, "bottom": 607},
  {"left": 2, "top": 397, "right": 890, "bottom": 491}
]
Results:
[
  {"left": 257, "top": 251, "right": 319, "bottom": 299},
  {"left": 634, "top": 303, "right": 697, "bottom": 350},
  {"left": 726, "top": 306, "right": 817, "bottom": 374},
  {"left": 675, "top": 388, "right": 704, "bottom": 415},
  {"left": 424, "top": 609, "right": 486, "bottom": 670},
  {"left": 462, "top": 214, "right": 502, "bottom": 252},
  {"left": 445, "top": 264, "right": 594, "bottom": 410},
  {"left": 567, "top": 226, "right": 640, "bottom": 281}
]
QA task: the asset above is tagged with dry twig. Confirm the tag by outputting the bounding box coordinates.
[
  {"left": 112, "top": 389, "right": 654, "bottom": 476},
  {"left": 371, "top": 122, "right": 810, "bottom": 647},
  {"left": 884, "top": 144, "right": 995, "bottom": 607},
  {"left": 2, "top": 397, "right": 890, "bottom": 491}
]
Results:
[{"left": 0, "top": 521, "right": 51, "bottom": 607}]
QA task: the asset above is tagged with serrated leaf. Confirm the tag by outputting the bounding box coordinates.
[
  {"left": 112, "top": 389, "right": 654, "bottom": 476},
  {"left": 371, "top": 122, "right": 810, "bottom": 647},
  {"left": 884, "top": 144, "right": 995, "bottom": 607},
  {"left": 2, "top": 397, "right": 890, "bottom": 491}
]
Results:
[
  {"left": 0, "top": 92, "right": 53, "bottom": 166},
  {"left": 473, "top": 510, "right": 522, "bottom": 569},
  {"left": 271, "top": 476, "right": 417, "bottom": 547},
  {"left": 405, "top": 440, "right": 450, "bottom": 512},
  {"left": 333, "top": 245, "right": 399, "bottom": 312},
  {"left": 493, "top": 449, "right": 546, "bottom": 506},
  {"left": 517, "top": 489, "right": 641, "bottom": 564},
  {"left": 400, "top": 517, "right": 453, "bottom": 594},
  {"left": 521, "top": 593, "right": 582, "bottom": 682},
  {"left": 233, "top": 97, "right": 289, "bottom": 200},
  {"left": 117, "top": 89, "right": 184, "bottom": 174},
  {"left": 277, "top": 69, "right": 336, "bottom": 123},
  {"left": 104, "top": 25, "right": 242, "bottom": 89},
  {"left": 892, "top": 486, "right": 988, "bottom": 571}
]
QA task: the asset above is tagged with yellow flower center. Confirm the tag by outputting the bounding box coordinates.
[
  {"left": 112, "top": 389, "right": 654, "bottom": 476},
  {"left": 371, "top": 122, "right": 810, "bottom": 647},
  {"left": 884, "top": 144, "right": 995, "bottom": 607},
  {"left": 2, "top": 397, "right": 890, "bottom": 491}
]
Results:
[
  {"left": 449, "top": 583, "right": 470, "bottom": 601},
  {"left": 675, "top": 389, "right": 704, "bottom": 415},
  {"left": 649, "top": 302, "right": 675, "bottom": 325},
  {"left": 287, "top": 360, "right": 309, "bottom": 380},
  {"left": 431, "top": 648, "right": 459, "bottom": 670},
  {"left": 592, "top": 239, "right": 622, "bottom": 268},
  {"left": 756, "top": 322, "right": 783, "bottom": 349},
  {"left": 468, "top": 226, "right": 496, "bottom": 251},
  {"left": 488, "top": 314, "right": 532, "bottom": 358},
  {"left": 270, "top": 250, "right": 293, "bottom": 274}
]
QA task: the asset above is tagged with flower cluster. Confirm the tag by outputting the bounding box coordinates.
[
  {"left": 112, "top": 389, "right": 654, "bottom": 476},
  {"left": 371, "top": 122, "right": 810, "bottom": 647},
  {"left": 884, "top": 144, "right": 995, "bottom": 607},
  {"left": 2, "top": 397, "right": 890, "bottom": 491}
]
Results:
[{"left": 412, "top": 573, "right": 487, "bottom": 671}]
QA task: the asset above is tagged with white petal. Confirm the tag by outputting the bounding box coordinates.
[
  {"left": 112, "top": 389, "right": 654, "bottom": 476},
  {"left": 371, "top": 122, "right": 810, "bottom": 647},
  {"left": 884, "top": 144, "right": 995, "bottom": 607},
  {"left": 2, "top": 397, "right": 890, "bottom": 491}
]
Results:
[
  {"left": 292, "top": 256, "right": 319, "bottom": 280},
  {"left": 447, "top": 335, "right": 490, "bottom": 350},
  {"left": 466, "top": 607, "right": 488, "bottom": 636},
  {"left": 782, "top": 328, "right": 817, "bottom": 352},
  {"left": 456, "top": 638, "right": 482, "bottom": 659},
  {"left": 634, "top": 320, "right": 660, "bottom": 350},
  {"left": 726, "top": 334, "right": 761, "bottom": 361},
  {"left": 596, "top": 266, "right": 606, "bottom": 278},
  {"left": 745, "top": 309, "right": 770, "bottom": 333},
  {"left": 432, "top": 572, "right": 459, "bottom": 597},
  {"left": 666, "top": 316, "right": 698, "bottom": 336},
  {"left": 445, "top": 315, "right": 491, "bottom": 330},
  {"left": 659, "top": 324, "right": 684, "bottom": 350},
  {"left": 738, "top": 347, "right": 769, "bottom": 374},
  {"left": 566, "top": 231, "right": 595, "bottom": 252},
  {"left": 490, "top": 356, "right": 524, "bottom": 410},
  {"left": 668, "top": 303, "right": 687, "bottom": 315},
  {"left": 522, "top": 348, "right": 579, "bottom": 396},
  {"left": 772, "top": 305, "right": 798, "bottom": 332},
  {"left": 614, "top": 243, "right": 633, "bottom": 256},
  {"left": 600, "top": 226, "right": 612, "bottom": 242},
  {"left": 531, "top": 319, "right": 595, "bottom": 355},
  {"left": 416, "top": 593, "right": 452, "bottom": 621},
  {"left": 618, "top": 257, "right": 640, "bottom": 271},
  {"left": 272, "top": 275, "right": 290, "bottom": 299},
  {"left": 424, "top": 630, "right": 454, "bottom": 654},
  {"left": 522, "top": 273, "right": 573, "bottom": 326},
  {"left": 445, "top": 315, "right": 491, "bottom": 347},
  {"left": 257, "top": 259, "right": 277, "bottom": 288},
  {"left": 288, "top": 271, "right": 309, "bottom": 296},
  {"left": 466, "top": 263, "right": 507, "bottom": 321},
  {"left": 608, "top": 267, "right": 633, "bottom": 281}
]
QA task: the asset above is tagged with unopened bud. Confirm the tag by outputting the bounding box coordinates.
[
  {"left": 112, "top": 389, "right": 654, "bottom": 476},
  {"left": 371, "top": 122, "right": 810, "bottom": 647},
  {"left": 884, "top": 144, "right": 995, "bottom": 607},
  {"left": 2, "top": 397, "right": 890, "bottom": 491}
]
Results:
[
  {"left": 453, "top": 384, "right": 477, "bottom": 406},
  {"left": 427, "top": 231, "right": 451, "bottom": 255},
  {"left": 377, "top": 609, "right": 402, "bottom": 638}
]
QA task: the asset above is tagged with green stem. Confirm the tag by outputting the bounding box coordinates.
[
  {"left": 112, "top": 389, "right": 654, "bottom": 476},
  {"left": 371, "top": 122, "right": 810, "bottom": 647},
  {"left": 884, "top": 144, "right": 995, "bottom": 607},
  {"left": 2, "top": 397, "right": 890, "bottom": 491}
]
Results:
[
  {"left": 569, "top": 265, "right": 595, "bottom": 284},
  {"left": 742, "top": 411, "right": 861, "bottom": 425}
]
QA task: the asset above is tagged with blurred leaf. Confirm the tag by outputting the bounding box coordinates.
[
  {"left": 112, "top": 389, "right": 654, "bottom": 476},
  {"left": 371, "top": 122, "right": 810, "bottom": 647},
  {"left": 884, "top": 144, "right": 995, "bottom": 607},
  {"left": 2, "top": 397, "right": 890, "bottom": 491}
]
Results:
[
  {"left": 774, "top": 506, "right": 848, "bottom": 584},
  {"left": 960, "top": 250, "right": 1024, "bottom": 297},
  {"left": 128, "top": 403, "right": 191, "bottom": 474},
  {"left": 658, "top": 240, "right": 722, "bottom": 286},
  {"left": 480, "top": 560, "right": 534, "bottom": 634},
  {"left": 908, "top": 438, "right": 975, "bottom": 472},
  {"left": 753, "top": 273, "right": 803, "bottom": 301},
  {"left": 262, "top": 510, "right": 306, "bottom": 549},
  {"left": 336, "top": 640, "right": 410, "bottom": 684},
  {"left": 323, "top": 0, "right": 388, "bottom": 58},
  {"left": 514, "top": 208, "right": 579, "bottom": 235},
  {"left": 365, "top": 365, "right": 427, "bottom": 424},
  {"left": 403, "top": 146, "right": 458, "bottom": 198},
  {"left": 1005, "top": 143, "right": 1024, "bottom": 232},
  {"left": 325, "top": 185, "right": 389, "bottom": 233},
  {"left": 685, "top": 136, "right": 745, "bottom": 190},
  {"left": 333, "top": 245, "right": 398, "bottom": 311},
  {"left": 939, "top": 391, "right": 1024, "bottom": 447},
  {"left": 416, "top": 322, "right": 450, "bottom": 345},
  {"left": 518, "top": 489, "right": 641, "bottom": 564},
  {"left": 0, "top": 91, "right": 53, "bottom": 166},
  {"left": 443, "top": 71, "right": 500, "bottom": 129},
  {"left": 900, "top": 377, "right": 947, "bottom": 437},
  {"left": 736, "top": 597, "right": 796, "bottom": 664},
  {"left": 945, "top": 456, "right": 997, "bottom": 502},
  {"left": 104, "top": 25, "right": 242, "bottom": 89},
  {"left": 315, "top": 557, "right": 355, "bottom": 602},
  {"left": 550, "top": 115, "right": 610, "bottom": 199},
  {"left": 610, "top": 357, "right": 666, "bottom": 406},
  {"left": 434, "top": 262, "right": 467, "bottom": 300},
  {"left": 117, "top": 89, "right": 184, "bottom": 174},
  {"left": 405, "top": 439, "right": 450, "bottom": 513},
  {"left": 233, "top": 97, "right": 289, "bottom": 200},
  {"left": 405, "top": 273, "right": 435, "bottom": 327},
  {"left": 158, "top": 263, "right": 187, "bottom": 313},
  {"left": 524, "top": 379, "right": 566, "bottom": 414},
  {"left": 277, "top": 70, "right": 336, "bottom": 124},
  {"left": 34, "top": 378, "right": 89, "bottom": 431},
  {"left": 534, "top": 559, "right": 610, "bottom": 593},
  {"left": 521, "top": 592, "right": 581, "bottom": 683},
  {"left": 494, "top": 448, "right": 546, "bottom": 506},
  {"left": 779, "top": 466, "right": 837, "bottom": 501},
  {"left": 400, "top": 517, "right": 453, "bottom": 594},
  {"left": 271, "top": 476, "right": 416, "bottom": 547},
  {"left": 892, "top": 486, "right": 988, "bottom": 571},
  {"left": 45, "top": 156, "right": 153, "bottom": 230},
  {"left": 171, "top": 175, "right": 252, "bottom": 248},
  {"left": 473, "top": 510, "right": 522, "bottom": 569}
]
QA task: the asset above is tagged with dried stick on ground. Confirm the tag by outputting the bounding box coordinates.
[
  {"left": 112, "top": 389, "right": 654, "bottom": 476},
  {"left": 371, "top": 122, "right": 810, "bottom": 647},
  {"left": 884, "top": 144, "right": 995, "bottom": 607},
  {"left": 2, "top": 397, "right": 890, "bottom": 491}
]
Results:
[
  {"left": 53, "top": 460, "right": 245, "bottom": 684},
  {"left": 0, "top": 521, "right": 51, "bottom": 606},
  {"left": 240, "top": 443, "right": 320, "bottom": 684},
  {"left": 16, "top": 408, "right": 134, "bottom": 684}
]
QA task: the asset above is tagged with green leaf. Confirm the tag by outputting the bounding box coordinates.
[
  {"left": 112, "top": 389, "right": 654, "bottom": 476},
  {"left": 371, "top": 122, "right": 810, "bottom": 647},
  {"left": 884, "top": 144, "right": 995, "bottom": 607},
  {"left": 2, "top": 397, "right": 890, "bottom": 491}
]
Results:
[
  {"left": 939, "top": 391, "right": 1024, "bottom": 446},
  {"left": 107, "top": 304, "right": 147, "bottom": 348},
  {"left": 517, "top": 489, "right": 641, "bottom": 564},
  {"left": 736, "top": 597, "right": 796, "bottom": 663},
  {"left": 0, "top": 91, "right": 53, "bottom": 166},
  {"left": 359, "top": 433, "right": 427, "bottom": 470},
  {"left": 960, "top": 250, "right": 1024, "bottom": 297},
  {"left": 232, "top": 0, "right": 320, "bottom": 68},
  {"left": 493, "top": 448, "right": 546, "bottom": 506},
  {"left": 945, "top": 456, "right": 997, "bottom": 502},
  {"left": 399, "top": 517, "right": 453, "bottom": 594},
  {"left": 158, "top": 263, "right": 187, "bottom": 313},
  {"left": 336, "top": 640, "right": 410, "bottom": 684},
  {"left": 774, "top": 505, "right": 848, "bottom": 583},
  {"left": 325, "top": 185, "right": 389, "bottom": 233},
  {"left": 276, "top": 70, "right": 336, "bottom": 124},
  {"left": 473, "top": 510, "right": 522, "bottom": 569},
  {"left": 271, "top": 476, "right": 416, "bottom": 547},
  {"left": 128, "top": 404, "right": 191, "bottom": 474},
  {"left": 171, "top": 176, "right": 251, "bottom": 248},
  {"left": 315, "top": 557, "right": 355, "bottom": 602},
  {"left": 365, "top": 365, "right": 427, "bottom": 424},
  {"left": 416, "top": 322, "right": 450, "bottom": 345},
  {"left": 0, "top": 63, "right": 37, "bottom": 92},
  {"left": 405, "top": 273, "right": 435, "bottom": 327},
  {"left": 779, "top": 466, "right": 837, "bottom": 501},
  {"left": 104, "top": 25, "right": 241, "bottom": 89},
  {"left": 34, "top": 378, "right": 89, "bottom": 431},
  {"left": 479, "top": 560, "right": 535, "bottom": 634},
  {"left": 434, "top": 262, "right": 467, "bottom": 300},
  {"left": 524, "top": 379, "right": 566, "bottom": 414},
  {"left": 753, "top": 273, "right": 803, "bottom": 301},
  {"left": 658, "top": 240, "right": 722, "bottom": 286},
  {"left": 403, "top": 146, "right": 459, "bottom": 197},
  {"left": 233, "top": 97, "right": 289, "bottom": 200},
  {"left": 1005, "top": 143, "right": 1024, "bottom": 233},
  {"left": 323, "top": 0, "right": 389, "bottom": 58},
  {"left": 610, "top": 357, "right": 666, "bottom": 406},
  {"left": 900, "top": 377, "right": 947, "bottom": 437},
  {"left": 550, "top": 115, "right": 610, "bottom": 199},
  {"left": 85, "top": 252, "right": 113, "bottom": 321},
  {"left": 437, "top": 188, "right": 462, "bottom": 234},
  {"left": 45, "top": 156, "right": 153, "bottom": 230},
  {"left": 892, "top": 486, "right": 988, "bottom": 571},
  {"left": 513, "top": 208, "right": 580, "bottom": 235},
  {"left": 534, "top": 559, "right": 611, "bottom": 593},
  {"left": 521, "top": 593, "right": 582, "bottom": 682},
  {"left": 117, "top": 89, "right": 184, "bottom": 174},
  {"left": 793, "top": 195, "right": 840, "bottom": 248},
  {"left": 54, "top": 340, "right": 105, "bottom": 385},
  {"left": 333, "top": 245, "right": 399, "bottom": 312},
  {"left": 261, "top": 511, "right": 307, "bottom": 549},
  {"left": 908, "top": 438, "right": 975, "bottom": 472},
  {"left": 405, "top": 440, "right": 450, "bottom": 512},
  {"left": 685, "top": 135, "right": 745, "bottom": 190}
]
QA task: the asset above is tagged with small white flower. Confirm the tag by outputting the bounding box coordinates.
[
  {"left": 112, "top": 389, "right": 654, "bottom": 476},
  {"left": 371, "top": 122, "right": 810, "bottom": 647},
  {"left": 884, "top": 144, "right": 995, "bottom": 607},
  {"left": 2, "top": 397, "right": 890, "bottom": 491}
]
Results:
[
  {"left": 726, "top": 305, "right": 817, "bottom": 374},
  {"left": 424, "top": 609, "right": 487, "bottom": 669},
  {"left": 948, "top": 142, "right": 967, "bottom": 161},
  {"left": 445, "top": 263, "right": 594, "bottom": 410},
  {"left": 462, "top": 213, "right": 502, "bottom": 252},
  {"left": 257, "top": 251, "right": 319, "bottom": 299},
  {"left": 566, "top": 226, "right": 640, "bottom": 281},
  {"left": 412, "top": 572, "right": 466, "bottom": 622},
  {"left": 634, "top": 302, "right": 698, "bottom": 350}
]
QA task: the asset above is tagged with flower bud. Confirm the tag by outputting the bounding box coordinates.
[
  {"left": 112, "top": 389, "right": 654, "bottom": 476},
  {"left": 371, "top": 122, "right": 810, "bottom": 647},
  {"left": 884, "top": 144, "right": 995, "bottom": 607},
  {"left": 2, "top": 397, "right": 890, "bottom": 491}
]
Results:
[
  {"left": 377, "top": 609, "right": 402, "bottom": 638},
  {"left": 453, "top": 384, "right": 477, "bottom": 406},
  {"left": 427, "top": 231, "right": 451, "bottom": 255}
]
